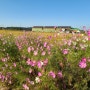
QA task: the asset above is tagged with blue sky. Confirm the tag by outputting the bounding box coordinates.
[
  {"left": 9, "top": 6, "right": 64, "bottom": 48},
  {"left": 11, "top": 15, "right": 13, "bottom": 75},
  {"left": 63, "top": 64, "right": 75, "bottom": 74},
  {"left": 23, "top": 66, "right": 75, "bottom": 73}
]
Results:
[{"left": 0, "top": 0, "right": 90, "bottom": 28}]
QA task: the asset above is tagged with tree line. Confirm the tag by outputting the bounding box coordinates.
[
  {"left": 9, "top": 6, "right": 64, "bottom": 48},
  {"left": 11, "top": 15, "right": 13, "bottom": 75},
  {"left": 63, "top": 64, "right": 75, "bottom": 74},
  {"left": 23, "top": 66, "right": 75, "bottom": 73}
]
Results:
[{"left": 0, "top": 27, "right": 32, "bottom": 31}]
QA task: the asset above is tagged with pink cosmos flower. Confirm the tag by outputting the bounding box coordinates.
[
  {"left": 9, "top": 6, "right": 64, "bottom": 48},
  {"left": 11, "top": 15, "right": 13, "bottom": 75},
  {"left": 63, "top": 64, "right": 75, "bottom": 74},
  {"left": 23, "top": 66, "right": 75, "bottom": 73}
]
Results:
[
  {"left": 30, "top": 81, "right": 34, "bottom": 85},
  {"left": 13, "top": 63, "right": 16, "bottom": 67},
  {"left": 1, "top": 75, "right": 5, "bottom": 82},
  {"left": 34, "top": 50, "right": 38, "bottom": 56},
  {"left": 57, "top": 71, "right": 63, "bottom": 78},
  {"left": 82, "top": 58, "right": 86, "bottom": 62},
  {"left": 48, "top": 36, "right": 52, "bottom": 40},
  {"left": 28, "top": 47, "right": 31, "bottom": 53},
  {"left": 40, "top": 46, "right": 43, "bottom": 50},
  {"left": 18, "top": 45, "right": 22, "bottom": 50},
  {"left": 62, "top": 49, "right": 68, "bottom": 55},
  {"left": 23, "top": 84, "right": 29, "bottom": 90},
  {"left": 38, "top": 72, "right": 42, "bottom": 77},
  {"left": 79, "top": 61, "right": 87, "bottom": 68},
  {"left": 2, "top": 58, "right": 7, "bottom": 62},
  {"left": 43, "top": 59, "right": 48, "bottom": 66},
  {"left": 49, "top": 71, "right": 56, "bottom": 78},
  {"left": 30, "top": 60, "right": 36, "bottom": 67},
  {"left": 68, "top": 40, "right": 72, "bottom": 46},
  {"left": 54, "top": 34, "right": 57, "bottom": 37},
  {"left": 87, "top": 30, "right": 90, "bottom": 36},
  {"left": 41, "top": 51, "right": 46, "bottom": 56},
  {"left": 26, "top": 58, "right": 31, "bottom": 65},
  {"left": 37, "top": 61, "right": 43, "bottom": 68},
  {"left": 26, "top": 59, "right": 36, "bottom": 66},
  {"left": 29, "top": 68, "right": 32, "bottom": 73},
  {"left": 9, "top": 80, "right": 12, "bottom": 84},
  {"left": 44, "top": 42, "right": 47, "bottom": 47},
  {"left": 26, "top": 78, "right": 30, "bottom": 83},
  {"left": 31, "top": 47, "right": 34, "bottom": 51},
  {"left": 47, "top": 45, "right": 50, "bottom": 51}
]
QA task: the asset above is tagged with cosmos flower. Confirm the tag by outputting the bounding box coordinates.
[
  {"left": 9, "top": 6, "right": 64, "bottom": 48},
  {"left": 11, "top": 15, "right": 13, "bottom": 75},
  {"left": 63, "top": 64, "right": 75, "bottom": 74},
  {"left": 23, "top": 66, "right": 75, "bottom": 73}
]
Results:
[
  {"left": 41, "top": 51, "right": 46, "bottom": 56},
  {"left": 37, "top": 61, "right": 43, "bottom": 68},
  {"left": 43, "top": 59, "right": 48, "bottom": 66},
  {"left": 28, "top": 47, "right": 31, "bottom": 53},
  {"left": 57, "top": 71, "right": 63, "bottom": 78},
  {"left": 26, "top": 59, "right": 36, "bottom": 67},
  {"left": 87, "top": 30, "right": 90, "bottom": 36},
  {"left": 13, "top": 63, "right": 16, "bottom": 67},
  {"left": 49, "top": 71, "right": 56, "bottom": 78},
  {"left": 38, "top": 72, "right": 42, "bottom": 77},
  {"left": 79, "top": 61, "right": 87, "bottom": 68},
  {"left": 62, "top": 49, "right": 68, "bottom": 55},
  {"left": 35, "top": 77, "right": 40, "bottom": 83},
  {"left": 44, "top": 42, "right": 47, "bottom": 47},
  {"left": 81, "top": 58, "right": 86, "bottom": 62},
  {"left": 34, "top": 50, "right": 38, "bottom": 56},
  {"left": 22, "top": 84, "right": 29, "bottom": 90}
]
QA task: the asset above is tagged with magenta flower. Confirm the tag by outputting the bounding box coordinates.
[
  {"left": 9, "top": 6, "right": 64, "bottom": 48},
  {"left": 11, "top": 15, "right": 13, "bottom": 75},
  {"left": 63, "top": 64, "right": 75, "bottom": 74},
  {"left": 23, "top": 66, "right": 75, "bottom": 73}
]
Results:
[
  {"left": 82, "top": 58, "right": 86, "bottom": 62},
  {"left": 79, "top": 61, "right": 87, "bottom": 68},
  {"left": 62, "top": 49, "right": 68, "bottom": 55},
  {"left": 87, "top": 30, "right": 90, "bottom": 36},
  {"left": 49, "top": 71, "right": 56, "bottom": 78}
]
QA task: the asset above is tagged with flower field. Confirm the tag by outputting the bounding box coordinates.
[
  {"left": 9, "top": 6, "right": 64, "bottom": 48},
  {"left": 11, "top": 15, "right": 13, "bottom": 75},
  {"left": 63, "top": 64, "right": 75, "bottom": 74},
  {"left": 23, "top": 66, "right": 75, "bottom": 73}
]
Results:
[{"left": 0, "top": 30, "right": 90, "bottom": 90}]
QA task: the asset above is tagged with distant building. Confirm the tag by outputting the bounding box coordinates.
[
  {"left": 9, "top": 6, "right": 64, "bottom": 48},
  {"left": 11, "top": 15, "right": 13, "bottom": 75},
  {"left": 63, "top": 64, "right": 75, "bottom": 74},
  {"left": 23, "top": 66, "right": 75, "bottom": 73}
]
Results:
[{"left": 32, "top": 26, "right": 71, "bottom": 32}]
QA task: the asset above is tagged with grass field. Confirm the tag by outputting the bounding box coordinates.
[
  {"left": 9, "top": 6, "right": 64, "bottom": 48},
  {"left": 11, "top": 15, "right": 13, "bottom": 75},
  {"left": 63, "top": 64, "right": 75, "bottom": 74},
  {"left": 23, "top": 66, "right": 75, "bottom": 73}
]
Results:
[{"left": 0, "top": 30, "right": 90, "bottom": 90}]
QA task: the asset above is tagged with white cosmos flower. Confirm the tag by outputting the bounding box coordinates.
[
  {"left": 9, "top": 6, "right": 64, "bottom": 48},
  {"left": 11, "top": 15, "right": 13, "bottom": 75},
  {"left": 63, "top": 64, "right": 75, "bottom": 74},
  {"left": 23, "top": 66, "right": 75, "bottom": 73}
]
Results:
[{"left": 35, "top": 77, "right": 40, "bottom": 83}]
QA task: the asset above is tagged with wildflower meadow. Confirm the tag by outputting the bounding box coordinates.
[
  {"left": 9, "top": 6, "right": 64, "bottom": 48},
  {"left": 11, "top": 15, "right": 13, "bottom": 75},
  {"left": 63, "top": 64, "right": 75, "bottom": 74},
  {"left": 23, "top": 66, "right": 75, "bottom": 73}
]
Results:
[{"left": 0, "top": 30, "right": 90, "bottom": 90}]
